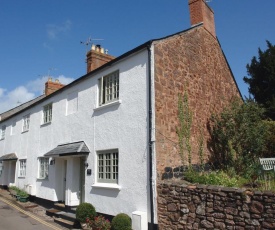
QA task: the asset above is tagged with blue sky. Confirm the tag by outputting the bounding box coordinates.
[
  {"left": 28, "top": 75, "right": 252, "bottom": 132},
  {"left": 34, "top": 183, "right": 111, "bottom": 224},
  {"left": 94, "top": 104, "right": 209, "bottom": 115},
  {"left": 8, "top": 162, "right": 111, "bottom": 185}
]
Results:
[{"left": 0, "top": 0, "right": 275, "bottom": 113}]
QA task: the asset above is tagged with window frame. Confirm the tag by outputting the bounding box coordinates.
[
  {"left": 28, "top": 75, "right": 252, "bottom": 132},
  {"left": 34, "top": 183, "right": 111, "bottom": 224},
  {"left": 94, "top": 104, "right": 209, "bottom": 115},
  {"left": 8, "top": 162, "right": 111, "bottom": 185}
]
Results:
[
  {"left": 19, "top": 159, "right": 27, "bottom": 177},
  {"left": 22, "top": 114, "right": 30, "bottom": 132},
  {"left": 0, "top": 125, "right": 6, "bottom": 140},
  {"left": 97, "top": 149, "right": 119, "bottom": 184},
  {"left": 11, "top": 120, "right": 16, "bottom": 135},
  {"left": 99, "top": 71, "right": 119, "bottom": 106},
  {"left": 38, "top": 157, "right": 49, "bottom": 179},
  {"left": 43, "top": 103, "right": 52, "bottom": 124}
]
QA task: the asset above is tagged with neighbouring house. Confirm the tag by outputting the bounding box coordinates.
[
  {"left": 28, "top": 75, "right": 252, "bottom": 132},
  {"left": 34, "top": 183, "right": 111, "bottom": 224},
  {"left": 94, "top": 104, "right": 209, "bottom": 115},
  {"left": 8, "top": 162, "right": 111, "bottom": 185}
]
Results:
[{"left": 0, "top": 0, "right": 241, "bottom": 229}]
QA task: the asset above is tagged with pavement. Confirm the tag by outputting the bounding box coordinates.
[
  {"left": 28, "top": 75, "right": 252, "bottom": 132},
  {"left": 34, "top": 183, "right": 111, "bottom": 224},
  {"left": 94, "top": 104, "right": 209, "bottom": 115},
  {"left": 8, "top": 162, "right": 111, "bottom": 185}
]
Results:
[{"left": 0, "top": 188, "right": 68, "bottom": 230}]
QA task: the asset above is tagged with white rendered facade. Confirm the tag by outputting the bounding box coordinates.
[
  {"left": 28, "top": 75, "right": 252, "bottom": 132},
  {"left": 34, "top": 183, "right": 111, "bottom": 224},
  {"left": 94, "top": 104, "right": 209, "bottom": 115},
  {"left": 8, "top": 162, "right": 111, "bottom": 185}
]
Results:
[{"left": 0, "top": 49, "right": 153, "bottom": 222}]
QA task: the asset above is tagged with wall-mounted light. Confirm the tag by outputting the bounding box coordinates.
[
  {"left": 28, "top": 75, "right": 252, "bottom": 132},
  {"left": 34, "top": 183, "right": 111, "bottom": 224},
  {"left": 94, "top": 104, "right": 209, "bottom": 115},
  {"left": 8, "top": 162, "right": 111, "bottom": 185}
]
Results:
[
  {"left": 50, "top": 158, "right": 55, "bottom": 165},
  {"left": 84, "top": 162, "right": 88, "bottom": 168}
]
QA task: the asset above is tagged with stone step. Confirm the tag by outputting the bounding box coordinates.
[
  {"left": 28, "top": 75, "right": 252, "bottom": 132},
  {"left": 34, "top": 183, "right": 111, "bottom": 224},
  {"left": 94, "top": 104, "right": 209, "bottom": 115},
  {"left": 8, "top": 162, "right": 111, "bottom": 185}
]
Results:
[
  {"left": 46, "top": 208, "right": 64, "bottom": 218},
  {"left": 59, "top": 211, "right": 76, "bottom": 222},
  {"left": 70, "top": 207, "right": 77, "bottom": 214},
  {"left": 54, "top": 217, "right": 75, "bottom": 229}
]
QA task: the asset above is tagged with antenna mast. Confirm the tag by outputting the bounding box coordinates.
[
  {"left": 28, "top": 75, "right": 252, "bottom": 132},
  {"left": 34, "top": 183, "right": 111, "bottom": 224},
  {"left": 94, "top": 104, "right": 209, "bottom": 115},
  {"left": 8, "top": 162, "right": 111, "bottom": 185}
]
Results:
[{"left": 80, "top": 36, "right": 104, "bottom": 52}]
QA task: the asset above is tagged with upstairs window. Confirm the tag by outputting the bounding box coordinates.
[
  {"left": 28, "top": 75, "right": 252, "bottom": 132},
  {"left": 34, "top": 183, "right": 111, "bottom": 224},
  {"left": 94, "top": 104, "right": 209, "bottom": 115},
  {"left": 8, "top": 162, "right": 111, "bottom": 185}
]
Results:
[
  {"left": 43, "top": 103, "right": 52, "bottom": 124},
  {"left": 97, "top": 149, "right": 118, "bottom": 184},
  {"left": 66, "top": 91, "right": 78, "bottom": 115},
  {"left": 99, "top": 71, "right": 119, "bottom": 106},
  {"left": 11, "top": 120, "right": 16, "bottom": 135},
  {"left": 22, "top": 114, "right": 30, "bottom": 132},
  {"left": 19, "top": 159, "right": 27, "bottom": 177},
  {"left": 38, "top": 158, "right": 49, "bottom": 179},
  {"left": 0, "top": 125, "right": 6, "bottom": 140}
]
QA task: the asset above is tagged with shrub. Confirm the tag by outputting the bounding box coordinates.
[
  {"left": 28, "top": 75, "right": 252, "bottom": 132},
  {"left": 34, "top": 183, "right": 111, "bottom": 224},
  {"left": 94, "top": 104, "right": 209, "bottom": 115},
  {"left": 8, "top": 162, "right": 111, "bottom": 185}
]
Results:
[
  {"left": 208, "top": 99, "right": 268, "bottom": 175},
  {"left": 8, "top": 186, "right": 20, "bottom": 192},
  {"left": 184, "top": 170, "right": 246, "bottom": 188},
  {"left": 111, "top": 213, "right": 131, "bottom": 230},
  {"left": 87, "top": 215, "right": 111, "bottom": 230},
  {"left": 17, "top": 190, "right": 29, "bottom": 198},
  {"left": 76, "top": 202, "right": 96, "bottom": 223}
]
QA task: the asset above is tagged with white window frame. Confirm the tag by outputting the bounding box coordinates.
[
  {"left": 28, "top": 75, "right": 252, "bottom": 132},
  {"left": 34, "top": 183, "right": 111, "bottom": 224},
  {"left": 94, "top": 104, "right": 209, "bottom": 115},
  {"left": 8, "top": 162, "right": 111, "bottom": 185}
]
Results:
[
  {"left": 43, "top": 103, "right": 52, "bottom": 124},
  {"left": 19, "top": 159, "right": 27, "bottom": 177},
  {"left": 0, "top": 125, "right": 6, "bottom": 140},
  {"left": 99, "top": 71, "right": 119, "bottom": 106},
  {"left": 97, "top": 149, "right": 119, "bottom": 184},
  {"left": 22, "top": 114, "right": 30, "bottom": 132},
  {"left": 38, "top": 157, "right": 49, "bottom": 179},
  {"left": 11, "top": 120, "right": 16, "bottom": 135}
]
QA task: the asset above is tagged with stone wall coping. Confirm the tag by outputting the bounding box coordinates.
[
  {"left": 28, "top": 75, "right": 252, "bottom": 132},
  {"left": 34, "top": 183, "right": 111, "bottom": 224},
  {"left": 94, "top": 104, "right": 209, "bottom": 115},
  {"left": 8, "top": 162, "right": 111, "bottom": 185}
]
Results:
[{"left": 157, "top": 181, "right": 275, "bottom": 197}]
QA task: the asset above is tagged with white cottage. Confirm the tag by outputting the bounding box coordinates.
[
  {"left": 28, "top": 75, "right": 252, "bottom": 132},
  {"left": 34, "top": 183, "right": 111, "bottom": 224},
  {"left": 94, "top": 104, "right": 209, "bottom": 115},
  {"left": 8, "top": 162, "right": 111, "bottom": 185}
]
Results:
[
  {"left": 0, "top": 43, "right": 153, "bottom": 228},
  {"left": 0, "top": 1, "right": 242, "bottom": 229}
]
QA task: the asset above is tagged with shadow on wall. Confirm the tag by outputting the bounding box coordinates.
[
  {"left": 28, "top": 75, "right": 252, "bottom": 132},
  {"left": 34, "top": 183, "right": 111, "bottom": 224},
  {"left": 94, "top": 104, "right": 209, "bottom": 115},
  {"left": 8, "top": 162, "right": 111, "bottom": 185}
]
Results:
[{"left": 90, "top": 187, "right": 119, "bottom": 198}]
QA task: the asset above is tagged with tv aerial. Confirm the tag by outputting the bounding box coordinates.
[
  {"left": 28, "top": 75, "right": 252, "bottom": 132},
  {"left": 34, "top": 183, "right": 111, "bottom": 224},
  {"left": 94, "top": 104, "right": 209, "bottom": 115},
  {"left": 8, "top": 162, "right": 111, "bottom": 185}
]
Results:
[{"left": 80, "top": 36, "right": 104, "bottom": 52}]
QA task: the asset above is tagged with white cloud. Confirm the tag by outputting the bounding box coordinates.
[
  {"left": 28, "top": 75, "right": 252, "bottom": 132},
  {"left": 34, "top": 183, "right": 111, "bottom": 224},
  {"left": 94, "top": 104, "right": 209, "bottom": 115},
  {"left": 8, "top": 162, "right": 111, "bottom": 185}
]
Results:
[
  {"left": 0, "top": 88, "right": 5, "bottom": 97},
  {"left": 0, "top": 75, "right": 74, "bottom": 114},
  {"left": 46, "top": 20, "right": 72, "bottom": 40},
  {"left": 27, "top": 75, "right": 74, "bottom": 94},
  {"left": 0, "top": 86, "right": 35, "bottom": 114}
]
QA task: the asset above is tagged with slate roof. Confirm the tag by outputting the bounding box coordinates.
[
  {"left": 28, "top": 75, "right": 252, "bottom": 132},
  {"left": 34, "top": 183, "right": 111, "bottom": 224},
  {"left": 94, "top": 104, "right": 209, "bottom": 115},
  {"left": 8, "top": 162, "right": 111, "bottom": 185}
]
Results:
[
  {"left": 44, "top": 141, "right": 90, "bottom": 157},
  {"left": 0, "top": 95, "right": 46, "bottom": 122},
  {"left": 0, "top": 153, "right": 18, "bottom": 161}
]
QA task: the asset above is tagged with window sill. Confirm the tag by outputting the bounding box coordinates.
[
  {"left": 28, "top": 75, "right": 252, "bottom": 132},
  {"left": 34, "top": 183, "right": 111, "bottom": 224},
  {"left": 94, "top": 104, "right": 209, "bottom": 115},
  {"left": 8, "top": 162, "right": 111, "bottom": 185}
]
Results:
[
  {"left": 92, "top": 183, "right": 121, "bottom": 190},
  {"left": 22, "top": 130, "right": 29, "bottom": 134},
  {"left": 0, "top": 138, "right": 4, "bottom": 141},
  {"left": 94, "top": 100, "right": 122, "bottom": 112},
  {"left": 41, "top": 121, "right": 52, "bottom": 127},
  {"left": 37, "top": 177, "right": 48, "bottom": 180}
]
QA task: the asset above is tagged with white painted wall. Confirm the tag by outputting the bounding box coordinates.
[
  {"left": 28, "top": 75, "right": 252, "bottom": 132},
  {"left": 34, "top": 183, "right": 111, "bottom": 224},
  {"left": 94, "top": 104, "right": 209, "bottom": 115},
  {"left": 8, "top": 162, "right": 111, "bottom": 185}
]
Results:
[{"left": 0, "top": 49, "right": 150, "bottom": 219}]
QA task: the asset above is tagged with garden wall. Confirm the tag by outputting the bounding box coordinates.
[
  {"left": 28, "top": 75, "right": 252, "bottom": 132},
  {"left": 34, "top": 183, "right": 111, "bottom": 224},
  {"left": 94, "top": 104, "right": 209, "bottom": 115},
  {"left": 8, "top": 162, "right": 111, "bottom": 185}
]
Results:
[{"left": 157, "top": 181, "right": 275, "bottom": 229}]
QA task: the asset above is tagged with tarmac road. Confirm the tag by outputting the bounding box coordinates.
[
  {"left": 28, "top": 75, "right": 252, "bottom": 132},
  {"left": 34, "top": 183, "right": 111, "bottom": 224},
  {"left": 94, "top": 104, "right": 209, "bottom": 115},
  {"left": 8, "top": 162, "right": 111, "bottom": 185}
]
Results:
[{"left": 0, "top": 199, "right": 60, "bottom": 230}]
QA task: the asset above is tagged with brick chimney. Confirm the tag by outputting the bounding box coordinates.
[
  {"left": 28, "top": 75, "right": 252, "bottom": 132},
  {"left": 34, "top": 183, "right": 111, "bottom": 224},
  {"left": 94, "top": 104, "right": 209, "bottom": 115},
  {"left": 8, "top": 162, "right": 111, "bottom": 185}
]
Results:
[
  {"left": 45, "top": 78, "right": 65, "bottom": 96},
  {"left": 86, "top": 44, "right": 115, "bottom": 73},
  {"left": 188, "top": 0, "right": 216, "bottom": 37}
]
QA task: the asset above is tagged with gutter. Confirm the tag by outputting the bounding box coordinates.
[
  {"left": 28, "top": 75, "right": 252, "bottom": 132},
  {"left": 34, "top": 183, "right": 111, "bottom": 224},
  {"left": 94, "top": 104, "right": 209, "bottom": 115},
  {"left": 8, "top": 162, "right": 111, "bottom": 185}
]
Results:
[{"left": 147, "top": 42, "right": 155, "bottom": 230}]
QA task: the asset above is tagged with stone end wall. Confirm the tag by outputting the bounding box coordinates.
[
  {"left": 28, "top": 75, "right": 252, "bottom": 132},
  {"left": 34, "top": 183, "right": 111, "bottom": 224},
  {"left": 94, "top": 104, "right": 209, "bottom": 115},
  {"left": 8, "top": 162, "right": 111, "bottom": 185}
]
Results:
[
  {"left": 154, "top": 26, "right": 241, "bottom": 180},
  {"left": 157, "top": 181, "right": 275, "bottom": 229}
]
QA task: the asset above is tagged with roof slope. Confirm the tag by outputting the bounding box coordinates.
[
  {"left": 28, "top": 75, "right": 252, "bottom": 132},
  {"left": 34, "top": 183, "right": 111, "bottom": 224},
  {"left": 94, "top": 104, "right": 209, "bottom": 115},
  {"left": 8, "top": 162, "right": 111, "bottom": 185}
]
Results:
[
  {"left": 0, "top": 95, "right": 45, "bottom": 122},
  {"left": 0, "top": 23, "right": 241, "bottom": 121}
]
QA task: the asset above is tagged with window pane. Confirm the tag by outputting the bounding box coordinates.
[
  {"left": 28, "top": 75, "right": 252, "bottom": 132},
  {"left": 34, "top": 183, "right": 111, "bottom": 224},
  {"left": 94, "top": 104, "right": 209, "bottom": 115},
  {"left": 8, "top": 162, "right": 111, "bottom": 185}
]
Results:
[
  {"left": 97, "top": 150, "right": 118, "bottom": 183},
  {"left": 100, "top": 71, "right": 119, "bottom": 105},
  {"left": 43, "top": 104, "right": 52, "bottom": 123}
]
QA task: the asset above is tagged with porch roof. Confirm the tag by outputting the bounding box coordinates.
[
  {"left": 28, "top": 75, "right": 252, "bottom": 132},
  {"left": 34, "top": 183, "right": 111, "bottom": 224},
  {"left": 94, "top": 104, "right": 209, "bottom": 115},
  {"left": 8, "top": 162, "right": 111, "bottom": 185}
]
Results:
[
  {"left": 44, "top": 141, "right": 90, "bottom": 157},
  {"left": 0, "top": 153, "right": 17, "bottom": 161}
]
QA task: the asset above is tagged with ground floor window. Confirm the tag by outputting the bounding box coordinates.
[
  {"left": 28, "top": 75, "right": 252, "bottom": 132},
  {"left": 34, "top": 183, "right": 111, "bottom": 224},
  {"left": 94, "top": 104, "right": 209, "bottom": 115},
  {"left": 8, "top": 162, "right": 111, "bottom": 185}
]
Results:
[
  {"left": 97, "top": 149, "right": 118, "bottom": 183},
  {"left": 38, "top": 158, "right": 49, "bottom": 179},
  {"left": 19, "top": 159, "right": 26, "bottom": 177}
]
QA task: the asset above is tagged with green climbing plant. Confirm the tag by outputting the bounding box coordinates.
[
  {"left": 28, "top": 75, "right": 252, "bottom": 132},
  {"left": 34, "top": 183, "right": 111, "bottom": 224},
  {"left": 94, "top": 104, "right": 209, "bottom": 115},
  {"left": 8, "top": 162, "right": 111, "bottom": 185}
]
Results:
[{"left": 176, "top": 91, "right": 192, "bottom": 166}]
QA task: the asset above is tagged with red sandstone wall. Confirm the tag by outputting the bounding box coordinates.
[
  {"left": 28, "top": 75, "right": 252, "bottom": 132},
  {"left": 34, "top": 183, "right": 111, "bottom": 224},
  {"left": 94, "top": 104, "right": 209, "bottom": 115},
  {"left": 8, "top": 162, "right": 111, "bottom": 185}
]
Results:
[{"left": 154, "top": 26, "right": 241, "bottom": 180}]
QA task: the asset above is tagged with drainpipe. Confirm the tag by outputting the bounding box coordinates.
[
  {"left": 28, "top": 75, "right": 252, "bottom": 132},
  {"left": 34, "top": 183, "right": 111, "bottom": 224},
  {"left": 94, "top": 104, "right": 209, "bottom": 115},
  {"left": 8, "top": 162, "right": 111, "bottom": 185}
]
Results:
[{"left": 147, "top": 42, "right": 155, "bottom": 230}]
